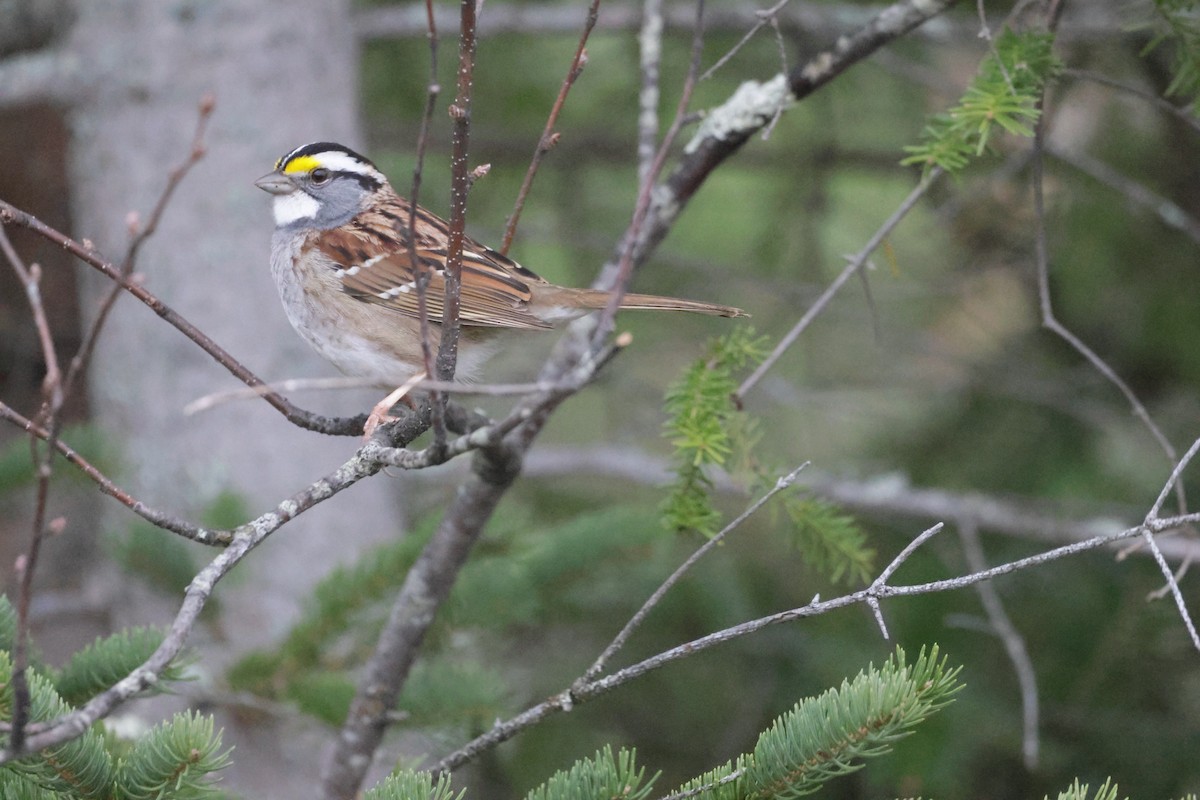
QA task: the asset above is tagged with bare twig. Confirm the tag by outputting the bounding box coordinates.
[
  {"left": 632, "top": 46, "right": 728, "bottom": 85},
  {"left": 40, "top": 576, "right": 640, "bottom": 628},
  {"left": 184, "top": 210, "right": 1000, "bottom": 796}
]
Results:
[
  {"left": 1061, "top": 68, "right": 1200, "bottom": 137},
  {"left": 578, "top": 462, "right": 808, "bottom": 686},
  {"left": 736, "top": 167, "right": 943, "bottom": 400},
  {"left": 1032, "top": 82, "right": 1190, "bottom": 536},
  {"left": 63, "top": 93, "right": 214, "bottom": 403},
  {"left": 0, "top": 201, "right": 368, "bottom": 436},
  {"left": 1141, "top": 531, "right": 1200, "bottom": 652},
  {"left": 974, "top": 0, "right": 1015, "bottom": 93},
  {"left": 408, "top": 0, "right": 447, "bottom": 451},
  {"left": 866, "top": 523, "right": 945, "bottom": 638},
  {"left": 0, "top": 446, "right": 391, "bottom": 762},
  {"left": 185, "top": 375, "right": 592, "bottom": 414},
  {"left": 0, "top": 401, "right": 228, "bottom": 546},
  {"left": 434, "top": 0, "right": 480, "bottom": 385},
  {"left": 500, "top": 0, "right": 600, "bottom": 254},
  {"left": 1141, "top": 434, "right": 1200, "bottom": 652},
  {"left": 957, "top": 522, "right": 1039, "bottom": 769},
  {"left": 1, "top": 224, "right": 63, "bottom": 752},
  {"left": 698, "top": 0, "right": 790, "bottom": 82},
  {"left": 431, "top": 511, "right": 1199, "bottom": 773},
  {"left": 1047, "top": 143, "right": 1200, "bottom": 247}
]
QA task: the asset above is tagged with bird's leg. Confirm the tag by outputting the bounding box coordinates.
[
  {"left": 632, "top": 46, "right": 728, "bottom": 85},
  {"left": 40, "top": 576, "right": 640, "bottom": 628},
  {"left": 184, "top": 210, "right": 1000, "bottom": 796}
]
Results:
[{"left": 364, "top": 371, "right": 427, "bottom": 440}]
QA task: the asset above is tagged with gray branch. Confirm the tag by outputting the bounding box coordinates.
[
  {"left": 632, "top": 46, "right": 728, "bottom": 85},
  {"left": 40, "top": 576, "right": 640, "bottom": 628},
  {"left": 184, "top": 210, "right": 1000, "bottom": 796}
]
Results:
[
  {"left": 518, "top": 445, "right": 1200, "bottom": 564},
  {"left": 352, "top": 2, "right": 1122, "bottom": 44}
]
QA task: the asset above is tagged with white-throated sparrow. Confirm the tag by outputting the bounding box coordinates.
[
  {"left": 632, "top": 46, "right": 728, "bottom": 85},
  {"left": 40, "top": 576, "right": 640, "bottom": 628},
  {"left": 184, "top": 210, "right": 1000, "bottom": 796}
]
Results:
[{"left": 256, "top": 142, "right": 745, "bottom": 432}]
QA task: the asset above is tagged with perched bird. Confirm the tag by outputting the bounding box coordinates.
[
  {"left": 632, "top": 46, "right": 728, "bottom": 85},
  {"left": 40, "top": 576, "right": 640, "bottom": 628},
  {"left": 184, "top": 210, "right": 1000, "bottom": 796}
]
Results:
[{"left": 255, "top": 142, "right": 745, "bottom": 434}]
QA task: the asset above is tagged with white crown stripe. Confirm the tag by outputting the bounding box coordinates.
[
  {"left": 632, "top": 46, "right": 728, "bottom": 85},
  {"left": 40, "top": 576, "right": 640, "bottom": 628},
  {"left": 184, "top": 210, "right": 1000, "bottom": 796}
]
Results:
[{"left": 307, "top": 150, "right": 380, "bottom": 177}]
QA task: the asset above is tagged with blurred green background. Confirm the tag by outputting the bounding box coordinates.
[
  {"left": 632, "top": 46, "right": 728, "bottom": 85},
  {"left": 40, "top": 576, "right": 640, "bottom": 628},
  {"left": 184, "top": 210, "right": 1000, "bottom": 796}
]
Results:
[{"left": 3, "top": 1, "right": 1199, "bottom": 797}]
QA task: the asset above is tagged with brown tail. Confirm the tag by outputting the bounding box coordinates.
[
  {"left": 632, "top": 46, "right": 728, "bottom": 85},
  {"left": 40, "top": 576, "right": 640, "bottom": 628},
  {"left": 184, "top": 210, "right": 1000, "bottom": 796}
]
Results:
[{"left": 570, "top": 288, "right": 747, "bottom": 318}]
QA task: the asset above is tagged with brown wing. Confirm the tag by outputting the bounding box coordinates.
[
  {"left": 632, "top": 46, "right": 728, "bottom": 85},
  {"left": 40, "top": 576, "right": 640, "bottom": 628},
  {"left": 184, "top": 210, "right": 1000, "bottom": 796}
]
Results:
[{"left": 314, "top": 195, "right": 554, "bottom": 330}]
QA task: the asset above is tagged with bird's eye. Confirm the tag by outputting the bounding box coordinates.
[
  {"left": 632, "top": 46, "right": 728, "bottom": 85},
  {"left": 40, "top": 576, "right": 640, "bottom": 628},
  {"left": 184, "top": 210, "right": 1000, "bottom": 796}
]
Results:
[{"left": 310, "top": 167, "right": 332, "bottom": 185}]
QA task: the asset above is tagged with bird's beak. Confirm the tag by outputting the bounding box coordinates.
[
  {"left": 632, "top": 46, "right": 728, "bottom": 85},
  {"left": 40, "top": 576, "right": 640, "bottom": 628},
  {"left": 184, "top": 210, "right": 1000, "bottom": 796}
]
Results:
[{"left": 255, "top": 171, "right": 295, "bottom": 195}]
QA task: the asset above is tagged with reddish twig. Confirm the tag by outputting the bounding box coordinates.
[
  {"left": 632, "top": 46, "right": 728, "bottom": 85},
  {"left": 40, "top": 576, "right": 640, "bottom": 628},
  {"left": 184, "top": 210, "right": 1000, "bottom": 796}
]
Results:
[
  {"left": 406, "top": 0, "right": 448, "bottom": 450},
  {"left": 0, "top": 224, "right": 63, "bottom": 753},
  {"left": 61, "top": 93, "right": 214, "bottom": 403},
  {"left": 0, "top": 201, "right": 368, "bottom": 436},
  {"left": 499, "top": 0, "right": 601, "bottom": 255},
  {"left": 434, "top": 0, "right": 480, "bottom": 383},
  {"left": 0, "top": 401, "right": 230, "bottom": 546}
]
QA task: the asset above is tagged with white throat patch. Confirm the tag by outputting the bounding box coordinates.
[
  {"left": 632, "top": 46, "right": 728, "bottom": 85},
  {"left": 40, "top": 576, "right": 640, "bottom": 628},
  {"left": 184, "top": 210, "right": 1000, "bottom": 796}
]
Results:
[{"left": 272, "top": 191, "right": 321, "bottom": 226}]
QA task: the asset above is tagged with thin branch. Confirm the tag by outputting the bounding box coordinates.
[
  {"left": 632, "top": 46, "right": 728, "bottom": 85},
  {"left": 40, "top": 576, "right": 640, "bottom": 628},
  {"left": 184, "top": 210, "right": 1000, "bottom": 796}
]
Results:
[
  {"left": 434, "top": 0, "right": 480, "bottom": 384},
  {"left": 0, "top": 447, "right": 389, "bottom": 763},
  {"left": 500, "top": 0, "right": 600, "bottom": 254},
  {"left": 698, "top": 0, "right": 790, "bottom": 82},
  {"left": 1141, "top": 433, "right": 1200, "bottom": 652},
  {"left": 866, "top": 523, "right": 945, "bottom": 638},
  {"left": 62, "top": 94, "right": 214, "bottom": 403},
  {"left": 1, "top": 224, "right": 63, "bottom": 753},
  {"left": 1046, "top": 143, "right": 1200, "bottom": 247},
  {"left": 184, "top": 375, "right": 591, "bottom": 414},
  {"left": 409, "top": 0, "right": 447, "bottom": 451},
  {"left": 1146, "top": 435, "right": 1200, "bottom": 522},
  {"left": 517, "top": 445, "right": 1200, "bottom": 562},
  {"left": 957, "top": 522, "right": 1039, "bottom": 769},
  {"left": 1061, "top": 67, "right": 1200, "bottom": 137},
  {"left": 577, "top": 462, "right": 808, "bottom": 686},
  {"left": 431, "top": 511, "right": 1199, "bottom": 774},
  {"left": 1141, "top": 531, "right": 1200, "bottom": 652},
  {"left": 736, "top": 167, "right": 943, "bottom": 400},
  {"left": 0, "top": 201, "right": 368, "bottom": 436},
  {"left": 1032, "top": 85, "right": 1190, "bottom": 527},
  {"left": 0, "top": 401, "right": 227, "bottom": 546}
]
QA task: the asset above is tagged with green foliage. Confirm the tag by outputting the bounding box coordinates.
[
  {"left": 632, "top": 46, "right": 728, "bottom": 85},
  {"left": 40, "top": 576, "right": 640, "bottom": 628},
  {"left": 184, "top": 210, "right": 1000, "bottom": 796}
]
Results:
[
  {"left": 1048, "top": 778, "right": 1123, "bottom": 800},
  {"left": 660, "top": 326, "right": 768, "bottom": 535},
  {"left": 229, "top": 507, "right": 671, "bottom": 728},
  {"left": 902, "top": 30, "right": 1062, "bottom": 172},
  {"left": 523, "top": 746, "right": 655, "bottom": 800},
  {"left": 660, "top": 329, "right": 874, "bottom": 584},
  {"left": 672, "top": 646, "right": 961, "bottom": 799},
  {"left": 54, "top": 628, "right": 189, "bottom": 707},
  {"left": 0, "top": 595, "right": 16, "bottom": 656},
  {"left": 780, "top": 497, "right": 873, "bottom": 585},
  {"left": 1144, "top": 0, "right": 1200, "bottom": 111},
  {"left": 113, "top": 711, "right": 230, "bottom": 800},
  {"left": 398, "top": 657, "right": 508, "bottom": 727},
  {"left": 111, "top": 523, "right": 203, "bottom": 598},
  {"left": 362, "top": 769, "right": 460, "bottom": 800},
  {"left": 2, "top": 652, "right": 115, "bottom": 798},
  {"left": 1, "top": 627, "right": 223, "bottom": 799},
  {"left": 108, "top": 490, "right": 247, "bottom": 619},
  {"left": 227, "top": 517, "right": 435, "bottom": 697},
  {"left": 286, "top": 670, "right": 357, "bottom": 726}
]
